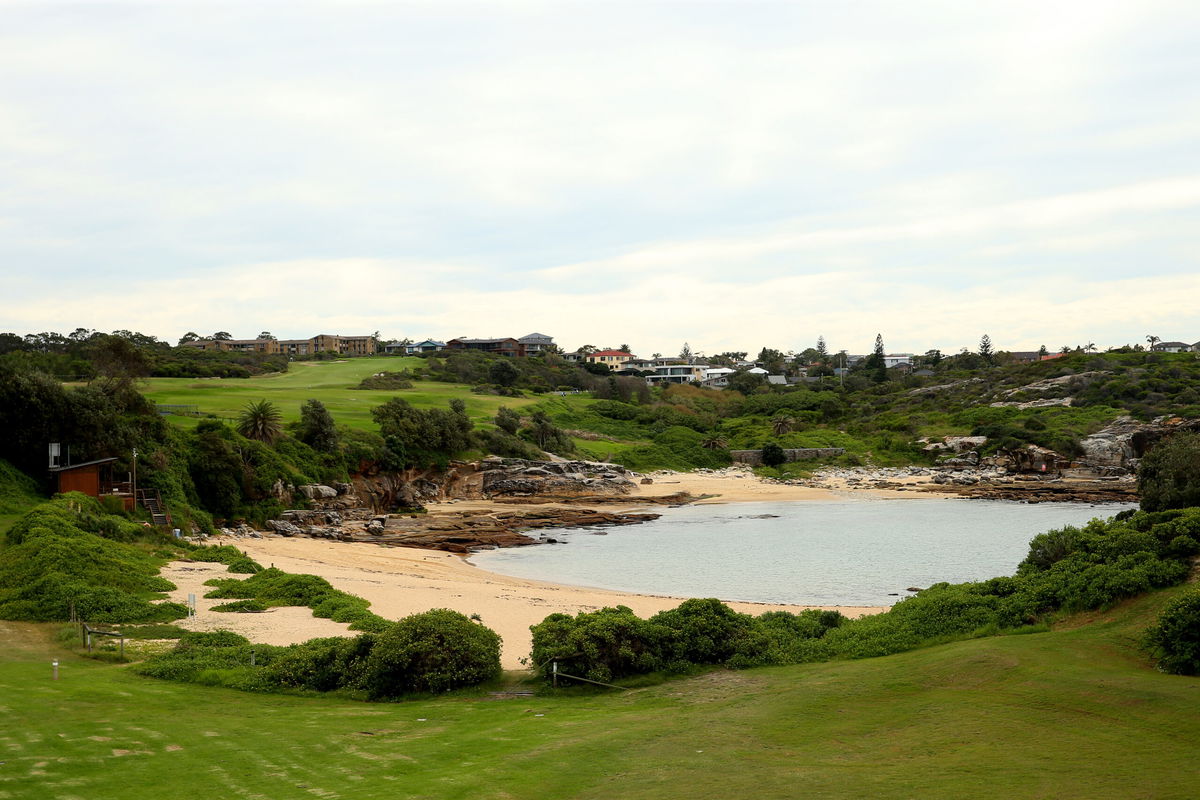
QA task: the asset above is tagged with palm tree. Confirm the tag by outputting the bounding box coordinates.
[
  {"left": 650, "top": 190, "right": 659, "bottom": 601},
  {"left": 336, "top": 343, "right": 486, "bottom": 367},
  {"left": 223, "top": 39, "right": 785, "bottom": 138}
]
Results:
[
  {"left": 1147, "top": 335, "right": 1161, "bottom": 352},
  {"left": 237, "top": 399, "right": 283, "bottom": 443},
  {"left": 771, "top": 415, "right": 797, "bottom": 436},
  {"left": 700, "top": 435, "right": 729, "bottom": 450}
]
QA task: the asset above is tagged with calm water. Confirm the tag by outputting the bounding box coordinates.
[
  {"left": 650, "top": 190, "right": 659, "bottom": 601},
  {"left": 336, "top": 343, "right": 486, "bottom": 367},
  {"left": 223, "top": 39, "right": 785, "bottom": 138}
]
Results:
[{"left": 469, "top": 498, "right": 1134, "bottom": 606}]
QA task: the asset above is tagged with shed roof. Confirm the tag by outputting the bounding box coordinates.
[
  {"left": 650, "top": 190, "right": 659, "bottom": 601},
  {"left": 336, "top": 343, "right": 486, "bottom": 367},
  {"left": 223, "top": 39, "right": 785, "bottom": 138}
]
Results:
[{"left": 49, "top": 457, "right": 118, "bottom": 473}]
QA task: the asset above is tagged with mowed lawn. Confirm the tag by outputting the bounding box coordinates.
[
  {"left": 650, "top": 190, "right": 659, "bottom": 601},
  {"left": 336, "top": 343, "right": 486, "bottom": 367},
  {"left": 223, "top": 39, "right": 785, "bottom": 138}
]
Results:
[
  {"left": 139, "top": 357, "right": 539, "bottom": 431},
  {"left": 4, "top": 586, "right": 1199, "bottom": 799}
]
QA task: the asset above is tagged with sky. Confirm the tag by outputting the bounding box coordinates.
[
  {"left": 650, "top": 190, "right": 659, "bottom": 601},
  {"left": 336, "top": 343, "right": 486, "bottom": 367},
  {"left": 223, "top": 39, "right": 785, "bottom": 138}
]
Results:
[{"left": 2, "top": 1, "right": 1199, "bottom": 357}]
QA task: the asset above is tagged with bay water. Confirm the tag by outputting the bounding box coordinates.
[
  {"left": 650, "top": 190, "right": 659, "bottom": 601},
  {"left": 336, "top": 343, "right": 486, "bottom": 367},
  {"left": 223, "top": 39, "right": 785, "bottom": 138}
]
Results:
[{"left": 468, "top": 498, "right": 1134, "bottom": 606}]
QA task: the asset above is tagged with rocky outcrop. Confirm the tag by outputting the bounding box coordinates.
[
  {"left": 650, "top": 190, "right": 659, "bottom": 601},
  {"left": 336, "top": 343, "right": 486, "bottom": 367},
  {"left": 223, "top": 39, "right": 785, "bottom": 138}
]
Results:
[
  {"left": 478, "top": 457, "right": 636, "bottom": 497},
  {"left": 1080, "top": 415, "right": 1200, "bottom": 470},
  {"left": 260, "top": 506, "right": 661, "bottom": 553}
]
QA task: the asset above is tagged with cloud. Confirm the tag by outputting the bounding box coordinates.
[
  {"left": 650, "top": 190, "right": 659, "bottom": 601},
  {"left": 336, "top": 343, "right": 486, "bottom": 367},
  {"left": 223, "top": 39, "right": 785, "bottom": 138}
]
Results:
[{"left": 0, "top": 2, "right": 1198, "bottom": 354}]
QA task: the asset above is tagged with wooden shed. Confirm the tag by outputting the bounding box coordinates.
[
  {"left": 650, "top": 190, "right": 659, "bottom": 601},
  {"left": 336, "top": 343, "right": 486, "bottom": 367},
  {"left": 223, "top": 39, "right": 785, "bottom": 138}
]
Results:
[{"left": 49, "top": 457, "right": 135, "bottom": 511}]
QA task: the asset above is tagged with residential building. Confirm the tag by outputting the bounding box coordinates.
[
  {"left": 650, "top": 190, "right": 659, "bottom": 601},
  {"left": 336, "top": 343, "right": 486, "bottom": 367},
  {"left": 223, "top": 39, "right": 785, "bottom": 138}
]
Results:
[
  {"left": 518, "top": 333, "right": 555, "bottom": 355},
  {"left": 180, "top": 333, "right": 377, "bottom": 356},
  {"left": 585, "top": 349, "right": 636, "bottom": 369},
  {"left": 647, "top": 364, "right": 707, "bottom": 385},
  {"left": 397, "top": 339, "right": 445, "bottom": 355},
  {"left": 446, "top": 337, "right": 524, "bottom": 357},
  {"left": 883, "top": 353, "right": 914, "bottom": 368},
  {"left": 1152, "top": 341, "right": 1193, "bottom": 353}
]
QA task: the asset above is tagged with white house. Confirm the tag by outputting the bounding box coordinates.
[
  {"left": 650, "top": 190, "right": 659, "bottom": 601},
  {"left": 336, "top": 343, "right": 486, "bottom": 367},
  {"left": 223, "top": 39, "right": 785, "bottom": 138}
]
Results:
[{"left": 1151, "top": 341, "right": 1193, "bottom": 353}]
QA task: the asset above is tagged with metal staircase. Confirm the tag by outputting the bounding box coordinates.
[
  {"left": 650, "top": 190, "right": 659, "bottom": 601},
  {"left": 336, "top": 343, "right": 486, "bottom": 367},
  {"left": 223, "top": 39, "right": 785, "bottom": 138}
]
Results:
[{"left": 136, "top": 489, "right": 172, "bottom": 527}]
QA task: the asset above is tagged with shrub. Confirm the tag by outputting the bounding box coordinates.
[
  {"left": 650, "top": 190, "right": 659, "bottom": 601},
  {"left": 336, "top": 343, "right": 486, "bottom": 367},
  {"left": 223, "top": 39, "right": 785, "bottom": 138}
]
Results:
[
  {"left": 211, "top": 599, "right": 268, "bottom": 613},
  {"left": 1145, "top": 590, "right": 1200, "bottom": 675},
  {"left": 761, "top": 442, "right": 787, "bottom": 467},
  {"left": 261, "top": 635, "right": 377, "bottom": 692},
  {"left": 650, "top": 598, "right": 754, "bottom": 665},
  {"left": 1139, "top": 432, "right": 1200, "bottom": 511},
  {"left": 361, "top": 609, "right": 502, "bottom": 698},
  {"left": 530, "top": 605, "right": 666, "bottom": 684}
]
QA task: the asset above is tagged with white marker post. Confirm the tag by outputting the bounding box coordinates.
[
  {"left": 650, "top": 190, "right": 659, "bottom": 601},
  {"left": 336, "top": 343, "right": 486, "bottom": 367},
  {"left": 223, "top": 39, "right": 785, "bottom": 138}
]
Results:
[
  {"left": 52, "top": 660, "right": 59, "bottom": 681},
  {"left": 188, "top": 593, "right": 196, "bottom": 618}
]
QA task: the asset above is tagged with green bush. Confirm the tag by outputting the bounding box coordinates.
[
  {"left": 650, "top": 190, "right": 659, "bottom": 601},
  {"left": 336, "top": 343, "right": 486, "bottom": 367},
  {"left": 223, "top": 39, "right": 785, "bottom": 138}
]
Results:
[
  {"left": 649, "top": 598, "right": 754, "bottom": 665},
  {"left": 203, "top": 568, "right": 389, "bottom": 631},
  {"left": 530, "top": 605, "right": 667, "bottom": 684},
  {"left": 361, "top": 609, "right": 502, "bottom": 698},
  {"left": 1139, "top": 432, "right": 1200, "bottom": 511},
  {"left": 1144, "top": 590, "right": 1200, "bottom": 675},
  {"left": 0, "top": 496, "right": 186, "bottom": 623},
  {"left": 261, "top": 635, "right": 377, "bottom": 692},
  {"left": 211, "top": 599, "right": 268, "bottom": 613},
  {"left": 761, "top": 442, "right": 787, "bottom": 468}
]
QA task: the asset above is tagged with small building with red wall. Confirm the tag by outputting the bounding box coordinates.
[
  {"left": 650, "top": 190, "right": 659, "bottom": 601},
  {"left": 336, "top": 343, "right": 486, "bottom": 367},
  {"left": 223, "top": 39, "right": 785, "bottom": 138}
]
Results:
[{"left": 49, "top": 457, "right": 135, "bottom": 511}]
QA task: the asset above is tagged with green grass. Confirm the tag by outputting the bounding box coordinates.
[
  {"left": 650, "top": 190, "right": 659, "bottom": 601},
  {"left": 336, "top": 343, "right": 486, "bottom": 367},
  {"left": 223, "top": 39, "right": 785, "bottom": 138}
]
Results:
[
  {"left": 139, "top": 357, "right": 540, "bottom": 431},
  {"left": 3, "top": 585, "right": 1198, "bottom": 799}
]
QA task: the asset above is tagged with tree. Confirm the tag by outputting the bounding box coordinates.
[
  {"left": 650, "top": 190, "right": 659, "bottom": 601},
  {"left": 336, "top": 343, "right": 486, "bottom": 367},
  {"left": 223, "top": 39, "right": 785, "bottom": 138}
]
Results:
[
  {"left": 756, "top": 348, "right": 787, "bottom": 375},
  {"left": 978, "top": 334, "right": 995, "bottom": 366},
  {"left": 1147, "top": 335, "right": 1161, "bottom": 351},
  {"left": 816, "top": 336, "right": 829, "bottom": 363},
  {"left": 923, "top": 349, "right": 943, "bottom": 368},
  {"left": 237, "top": 399, "right": 283, "bottom": 443},
  {"left": 866, "top": 334, "right": 887, "bottom": 383},
  {"left": 87, "top": 333, "right": 150, "bottom": 389},
  {"left": 761, "top": 442, "right": 787, "bottom": 467},
  {"left": 257, "top": 331, "right": 274, "bottom": 340},
  {"left": 1138, "top": 432, "right": 1200, "bottom": 511},
  {"left": 372, "top": 398, "right": 474, "bottom": 468},
  {"left": 700, "top": 435, "right": 729, "bottom": 450},
  {"left": 679, "top": 342, "right": 693, "bottom": 361},
  {"left": 212, "top": 331, "right": 232, "bottom": 341},
  {"left": 771, "top": 415, "right": 797, "bottom": 436},
  {"left": 178, "top": 332, "right": 200, "bottom": 345},
  {"left": 618, "top": 344, "right": 632, "bottom": 353},
  {"left": 296, "top": 399, "right": 339, "bottom": 452},
  {"left": 494, "top": 406, "right": 521, "bottom": 436},
  {"left": 1038, "top": 345, "right": 1048, "bottom": 358},
  {"left": 488, "top": 359, "right": 519, "bottom": 387},
  {"left": 727, "top": 370, "right": 766, "bottom": 395}
]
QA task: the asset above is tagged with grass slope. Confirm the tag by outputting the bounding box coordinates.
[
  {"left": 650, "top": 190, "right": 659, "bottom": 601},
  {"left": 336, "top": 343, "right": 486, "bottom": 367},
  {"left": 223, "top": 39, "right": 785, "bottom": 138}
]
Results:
[
  {"left": 140, "top": 357, "right": 539, "bottom": 431},
  {"left": 3, "top": 585, "right": 1197, "bottom": 799},
  {"left": 0, "top": 459, "right": 44, "bottom": 538}
]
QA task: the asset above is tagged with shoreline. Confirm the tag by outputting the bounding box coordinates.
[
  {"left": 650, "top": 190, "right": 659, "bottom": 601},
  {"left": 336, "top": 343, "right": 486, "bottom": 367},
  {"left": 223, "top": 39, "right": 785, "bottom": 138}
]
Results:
[{"left": 179, "top": 534, "right": 886, "bottom": 670}]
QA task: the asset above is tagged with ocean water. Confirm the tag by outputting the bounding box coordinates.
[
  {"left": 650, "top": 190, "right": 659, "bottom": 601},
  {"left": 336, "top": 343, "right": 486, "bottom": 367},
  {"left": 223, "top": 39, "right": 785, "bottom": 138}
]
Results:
[{"left": 468, "top": 498, "right": 1135, "bottom": 606}]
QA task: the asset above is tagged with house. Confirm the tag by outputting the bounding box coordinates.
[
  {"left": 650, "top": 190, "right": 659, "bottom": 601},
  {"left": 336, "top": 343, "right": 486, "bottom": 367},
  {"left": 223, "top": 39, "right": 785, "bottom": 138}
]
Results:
[
  {"left": 277, "top": 338, "right": 313, "bottom": 356},
  {"left": 618, "top": 358, "right": 656, "bottom": 374},
  {"left": 395, "top": 339, "right": 445, "bottom": 355},
  {"left": 446, "top": 337, "right": 525, "bottom": 357},
  {"left": 585, "top": 349, "right": 636, "bottom": 369},
  {"left": 647, "top": 363, "right": 707, "bottom": 385},
  {"left": 767, "top": 375, "right": 788, "bottom": 385},
  {"left": 49, "top": 457, "right": 135, "bottom": 512},
  {"left": 1151, "top": 341, "right": 1193, "bottom": 353},
  {"left": 518, "top": 333, "right": 555, "bottom": 355},
  {"left": 913, "top": 368, "right": 935, "bottom": 377},
  {"left": 883, "top": 353, "right": 914, "bottom": 368},
  {"left": 1007, "top": 351, "right": 1043, "bottom": 364}
]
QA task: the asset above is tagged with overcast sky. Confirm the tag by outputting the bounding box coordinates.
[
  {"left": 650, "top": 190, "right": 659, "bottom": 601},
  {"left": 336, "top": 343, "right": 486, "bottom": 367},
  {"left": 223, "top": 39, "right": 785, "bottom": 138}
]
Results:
[{"left": 3, "top": 1, "right": 1199, "bottom": 356}]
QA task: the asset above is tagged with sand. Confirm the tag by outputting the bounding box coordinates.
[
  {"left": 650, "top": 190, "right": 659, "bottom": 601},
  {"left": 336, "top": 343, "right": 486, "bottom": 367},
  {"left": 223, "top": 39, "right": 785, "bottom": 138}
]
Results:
[
  {"left": 173, "top": 534, "right": 883, "bottom": 670},
  {"left": 164, "top": 472, "right": 929, "bottom": 670}
]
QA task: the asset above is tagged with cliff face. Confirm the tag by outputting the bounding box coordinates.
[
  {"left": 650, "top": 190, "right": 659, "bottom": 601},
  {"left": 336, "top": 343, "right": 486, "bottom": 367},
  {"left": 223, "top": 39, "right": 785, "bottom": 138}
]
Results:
[{"left": 1081, "top": 416, "right": 1200, "bottom": 470}]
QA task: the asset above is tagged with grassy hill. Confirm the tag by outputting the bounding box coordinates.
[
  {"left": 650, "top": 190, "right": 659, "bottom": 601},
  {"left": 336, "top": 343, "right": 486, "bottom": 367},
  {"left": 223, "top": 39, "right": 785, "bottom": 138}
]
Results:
[
  {"left": 0, "top": 459, "right": 44, "bottom": 537},
  {"left": 2, "top": 584, "right": 1197, "bottom": 799},
  {"left": 139, "top": 357, "right": 540, "bottom": 431}
]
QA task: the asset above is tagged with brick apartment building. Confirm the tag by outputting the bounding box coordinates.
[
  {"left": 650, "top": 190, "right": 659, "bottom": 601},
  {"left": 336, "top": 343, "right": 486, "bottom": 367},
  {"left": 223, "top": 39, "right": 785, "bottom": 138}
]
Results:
[{"left": 182, "top": 334, "right": 377, "bottom": 356}]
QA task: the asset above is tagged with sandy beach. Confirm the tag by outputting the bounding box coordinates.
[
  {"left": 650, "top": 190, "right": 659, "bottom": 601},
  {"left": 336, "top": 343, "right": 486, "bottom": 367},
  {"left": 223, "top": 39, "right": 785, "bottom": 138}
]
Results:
[
  {"left": 170, "top": 534, "right": 884, "bottom": 670},
  {"left": 164, "top": 473, "right": 925, "bottom": 669}
]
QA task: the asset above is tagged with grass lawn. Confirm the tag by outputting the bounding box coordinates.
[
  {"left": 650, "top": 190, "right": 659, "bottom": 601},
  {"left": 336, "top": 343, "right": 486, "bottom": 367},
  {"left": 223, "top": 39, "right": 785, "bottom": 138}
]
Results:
[
  {"left": 3, "top": 586, "right": 1198, "bottom": 799},
  {"left": 139, "top": 357, "right": 539, "bottom": 431}
]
